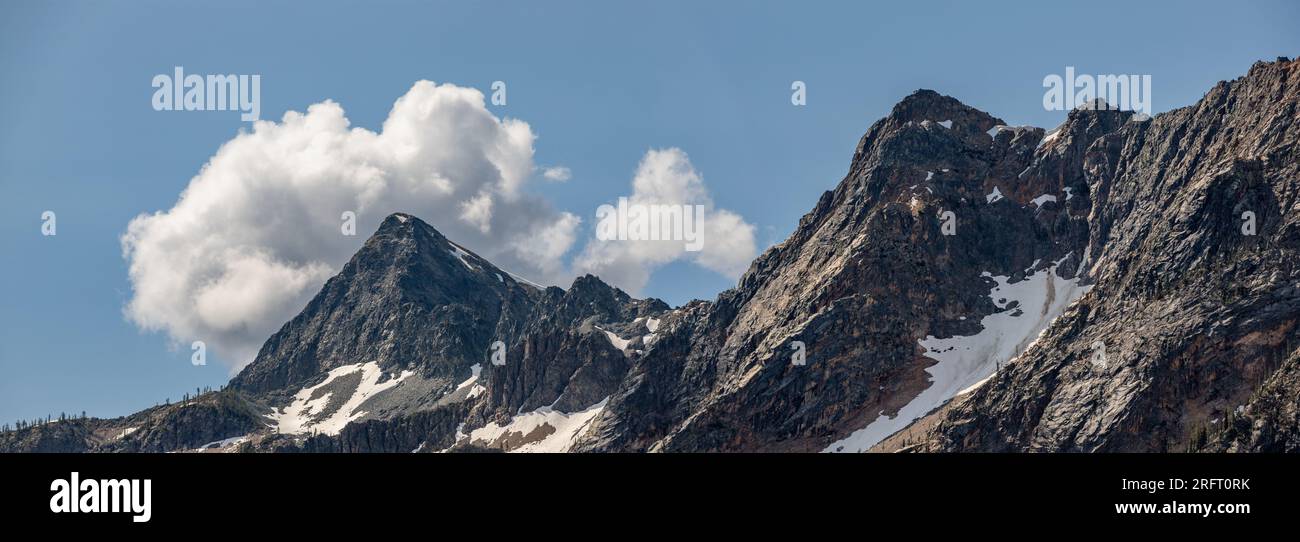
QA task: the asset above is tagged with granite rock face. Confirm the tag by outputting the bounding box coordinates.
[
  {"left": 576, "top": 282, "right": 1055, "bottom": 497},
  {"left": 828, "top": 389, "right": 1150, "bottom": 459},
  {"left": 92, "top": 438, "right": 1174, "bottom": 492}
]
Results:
[
  {"left": 918, "top": 59, "right": 1300, "bottom": 452},
  {"left": 5, "top": 59, "right": 1297, "bottom": 453},
  {"left": 579, "top": 59, "right": 1298, "bottom": 453},
  {"left": 1203, "top": 349, "right": 1300, "bottom": 452},
  {"left": 572, "top": 90, "right": 1098, "bottom": 452},
  {"left": 228, "top": 213, "right": 542, "bottom": 400}
]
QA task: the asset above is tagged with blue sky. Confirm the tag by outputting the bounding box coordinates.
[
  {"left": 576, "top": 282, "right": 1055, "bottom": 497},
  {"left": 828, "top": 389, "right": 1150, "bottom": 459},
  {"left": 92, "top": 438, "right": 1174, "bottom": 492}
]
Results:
[{"left": 2, "top": 0, "right": 1297, "bottom": 423}]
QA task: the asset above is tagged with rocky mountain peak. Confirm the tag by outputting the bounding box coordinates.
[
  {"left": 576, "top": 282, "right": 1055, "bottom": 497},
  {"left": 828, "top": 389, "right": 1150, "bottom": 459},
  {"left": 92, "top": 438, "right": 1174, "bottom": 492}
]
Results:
[
  {"left": 886, "top": 89, "right": 1004, "bottom": 134},
  {"left": 228, "top": 213, "right": 539, "bottom": 398},
  {"left": 10, "top": 59, "right": 1297, "bottom": 455},
  {"left": 908, "top": 56, "right": 1300, "bottom": 452}
]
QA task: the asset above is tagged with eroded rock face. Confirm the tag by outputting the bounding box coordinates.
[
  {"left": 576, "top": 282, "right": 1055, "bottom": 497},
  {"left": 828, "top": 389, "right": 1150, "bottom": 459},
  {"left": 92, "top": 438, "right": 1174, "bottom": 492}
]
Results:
[
  {"left": 228, "top": 213, "right": 542, "bottom": 400},
  {"left": 6, "top": 58, "right": 1297, "bottom": 454},
  {"left": 573, "top": 90, "right": 1109, "bottom": 452},
  {"left": 1204, "top": 349, "right": 1300, "bottom": 453},
  {"left": 918, "top": 59, "right": 1300, "bottom": 452},
  {"left": 482, "top": 274, "right": 666, "bottom": 415},
  {"left": 576, "top": 60, "right": 1299, "bottom": 453},
  {"left": 226, "top": 214, "right": 669, "bottom": 452}
]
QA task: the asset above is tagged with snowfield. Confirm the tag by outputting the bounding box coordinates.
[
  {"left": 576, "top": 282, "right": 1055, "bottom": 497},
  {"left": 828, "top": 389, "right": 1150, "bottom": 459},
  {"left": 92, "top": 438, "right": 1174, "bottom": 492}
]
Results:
[
  {"left": 825, "top": 257, "right": 1090, "bottom": 453},
  {"left": 600, "top": 328, "right": 632, "bottom": 351},
  {"left": 461, "top": 398, "right": 608, "bottom": 453},
  {"left": 453, "top": 363, "right": 486, "bottom": 399},
  {"left": 1030, "top": 193, "right": 1058, "bottom": 208},
  {"left": 269, "top": 361, "right": 414, "bottom": 436},
  {"left": 194, "top": 434, "right": 249, "bottom": 452}
]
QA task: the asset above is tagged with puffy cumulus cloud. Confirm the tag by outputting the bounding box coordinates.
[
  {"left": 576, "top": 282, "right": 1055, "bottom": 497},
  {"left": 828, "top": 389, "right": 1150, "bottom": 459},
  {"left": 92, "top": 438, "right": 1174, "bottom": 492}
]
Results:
[
  {"left": 122, "top": 81, "right": 580, "bottom": 369},
  {"left": 574, "top": 148, "right": 757, "bottom": 293}
]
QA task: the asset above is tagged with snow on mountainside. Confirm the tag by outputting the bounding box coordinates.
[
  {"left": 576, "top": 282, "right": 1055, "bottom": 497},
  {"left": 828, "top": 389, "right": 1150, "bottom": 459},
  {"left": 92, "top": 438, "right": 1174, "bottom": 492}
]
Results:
[
  {"left": 5, "top": 58, "right": 1298, "bottom": 454},
  {"left": 917, "top": 58, "right": 1300, "bottom": 452},
  {"left": 269, "top": 361, "right": 415, "bottom": 436},
  {"left": 457, "top": 398, "right": 608, "bottom": 452},
  {"left": 827, "top": 258, "right": 1090, "bottom": 452}
]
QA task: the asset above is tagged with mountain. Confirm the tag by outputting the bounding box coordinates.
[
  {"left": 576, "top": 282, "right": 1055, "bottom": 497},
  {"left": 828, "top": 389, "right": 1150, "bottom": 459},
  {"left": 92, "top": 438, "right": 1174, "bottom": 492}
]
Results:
[
  {"left": 3, "top": 57, "right": 1297, "bottom": 453},
  {"left": 911, "top": 58, "right": 1300, "bottom": 452},
  {"left": 230, "top": 213, "right": 670, "bottom": 452}
]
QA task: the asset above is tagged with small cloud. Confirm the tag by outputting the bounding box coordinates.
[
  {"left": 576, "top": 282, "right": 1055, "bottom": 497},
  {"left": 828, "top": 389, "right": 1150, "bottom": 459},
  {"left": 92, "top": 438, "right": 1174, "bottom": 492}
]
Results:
[
  {"left": 574, "top": 148, "right": 757, "bottom": 294},
  {"left": 542, "top": 166, "right": 572, "bottom": 182}
]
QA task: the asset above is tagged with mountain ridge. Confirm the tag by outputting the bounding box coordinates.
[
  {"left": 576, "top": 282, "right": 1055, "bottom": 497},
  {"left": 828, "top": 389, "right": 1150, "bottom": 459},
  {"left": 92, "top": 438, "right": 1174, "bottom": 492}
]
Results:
[{"left": 4, "top": 57, "right": 1297, "bottom": 453}]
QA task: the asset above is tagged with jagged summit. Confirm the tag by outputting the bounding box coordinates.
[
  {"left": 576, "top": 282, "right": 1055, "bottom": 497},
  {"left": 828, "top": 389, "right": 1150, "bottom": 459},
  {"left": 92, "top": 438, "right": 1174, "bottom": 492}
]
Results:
[
  {"left": 369, "top": 211, "right": 439, "bottom": 242},
  {"left": 6, "top": 58, "right": 1297, "bottom": 454},
  {"left": 228, "top": 212, "right": 542, "bottom": 397},
  {"left": 887, "top": 89, "right": 1003, "bottom": 129},
  {"left": 219, "top": 211, "right": 673, "bottom": 450},
  {"left": 911, "top": 56, "right": 1300, "bottom": 452}
]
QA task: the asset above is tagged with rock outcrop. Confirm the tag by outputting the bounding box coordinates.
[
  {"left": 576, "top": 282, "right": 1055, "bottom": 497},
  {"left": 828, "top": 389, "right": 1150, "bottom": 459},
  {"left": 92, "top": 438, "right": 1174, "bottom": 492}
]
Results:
[{"left": 5, "top": 58, "right": 1296, "bottom": 454}]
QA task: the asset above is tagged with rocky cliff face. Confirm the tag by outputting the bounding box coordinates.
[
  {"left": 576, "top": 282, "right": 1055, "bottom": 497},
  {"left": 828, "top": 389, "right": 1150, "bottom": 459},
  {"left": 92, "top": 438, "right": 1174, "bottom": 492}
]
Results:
[
  {"left": 5, "top": 58, "right": 1296, "bottom": 454},
  {"left": 917, "top": 58, "right": 1300, "bottom": 452},
  {"left": 229, "top": 213, "right": 541, "bottom": 401},
  {"left": 227, "top": 213, "right": 670, "bottom": 452},
  {"left": 1203, "top": 349, "right": 1300, "bottom": 452},
  {"left": 570, "top": 90, "right": 1098, "bottom": 452},
  {"left": 575, "top": 58, "right": 1298, "bottom": 453}
]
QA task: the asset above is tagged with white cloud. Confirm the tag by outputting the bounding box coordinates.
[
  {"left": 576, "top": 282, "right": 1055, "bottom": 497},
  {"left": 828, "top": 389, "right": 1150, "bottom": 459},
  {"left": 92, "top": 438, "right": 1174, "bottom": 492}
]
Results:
[
  {"left": 541, "top": 166, "right": 571, "bottom": 182},
  {"left": 121, "top": 81, "right": 580, "bottom": 369},
  {"left": 574, "top": 148, "right": 757, "bottom": 293}
]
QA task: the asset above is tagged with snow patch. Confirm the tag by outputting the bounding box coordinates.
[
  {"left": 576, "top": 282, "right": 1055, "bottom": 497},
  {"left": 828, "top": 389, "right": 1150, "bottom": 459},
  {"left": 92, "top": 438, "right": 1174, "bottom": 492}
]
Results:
[
  {"left": 197, "top": 434, "right": 249, "bottom": 450},
  {"left": 938, "top": 120, "right": 953, "bottom": 129},
  {"left": 453, "top": 363, "right": 486, "bottom": 399},
  {"left": 270, "top": 361, "right": 414, "bottom": 436},
  {"left": 1038, "top": 129, "right": 1061, "bottom": 148},
  {"left": 645, "top": 317, "right": 661, "bottom": 333},
  {"left": 1030, "top": 194, "right": 1058, "bottom": 208},
  {"left": 600, "top": 328, "right": 632, "bottom": 351},
  {"left": 825, "top": 258, "right": 1090, "bottom": 453},
  {"left": 989, "top": 124, "right": 1032, "bottom": 139},
  {"left": 503, "top": 269, "right": 544, "bottom": 289},
  {"left": 448, "top": 243, "right": 476, "bottom": 271},
  {"left": 466, "top": 398, "right": 608, "bottom": 452},
  {"left": 986, "top": 186, "right": 1004, "bottom": 204}
]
